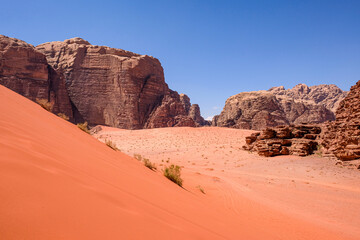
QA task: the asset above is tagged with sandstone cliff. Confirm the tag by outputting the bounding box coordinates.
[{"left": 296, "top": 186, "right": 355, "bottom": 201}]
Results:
[
  {"left": 321, "top": 80, "right": 360, "bottom": 160},
  {"left": 0, "top": 35, "right": 205, "bottom": 129},
  {"left": 213, "top": 84, "right": 346, "bottom": 130},
  {"left": 0, "top": 35, "right": 73, "bottom": 119}
]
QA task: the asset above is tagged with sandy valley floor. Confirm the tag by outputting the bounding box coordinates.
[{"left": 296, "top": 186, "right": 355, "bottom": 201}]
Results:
[{"left": 94, "top": 126, "right": 360, "bottom": 239}]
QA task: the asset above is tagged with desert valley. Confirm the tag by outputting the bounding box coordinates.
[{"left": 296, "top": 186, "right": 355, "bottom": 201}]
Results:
[{"left": 1, "top": 33, "right": 360, "bottom": 240}]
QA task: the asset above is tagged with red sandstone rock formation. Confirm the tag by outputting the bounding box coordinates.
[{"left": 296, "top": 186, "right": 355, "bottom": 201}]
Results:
[
  {"left": 243, "top": 125, "right": 321, "bottom": 157},
  {"left": 321, "top": 80, "right": 360, "bottom": 161},
  {"left": 0, "top": 35, "right": 73, "bottom": 119},
  {"left": 213, "top": 84, "right": 345, "bottom": 130},
  {"left": 1, "top": 35, "right": 205, "bottom": 129}
]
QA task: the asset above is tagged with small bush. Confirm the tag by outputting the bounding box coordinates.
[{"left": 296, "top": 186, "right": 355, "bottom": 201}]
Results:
[
  {"left": 163, "top": 165, "right": 183, "bottom": 187},
  {"left": 196, "top": 185, "right": 205, "bottom": 194},
  {"left": 133, "top": 154, "right": 143, "bottom": 161},
  {"left": 105, "top": 139, "right": 119, "bottom": 151},
  {"left": 143, "top": 158, "right": 157, "bottom": 171},
  {"left": 36, "top": 98, "right": 53, "bottom": 112},
  {"left": 57, "top": 113, "right": 70, "bottom": 121},
  {"left": 77, "top": 122, "right": 90, "bottom": 134}
]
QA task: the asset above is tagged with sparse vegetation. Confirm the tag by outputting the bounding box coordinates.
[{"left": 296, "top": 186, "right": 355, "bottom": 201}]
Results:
[
  {"left": 36, "top": 98, "right": 53, "bottom": 112},
  {"left": 57, "top": 113, "right": 69, "bottom": 121},
  {"left": 105, "top": 139, "right": 119, "bottom": 151},
  {"left": 77, "top": 122, "right": 90, "bottom": 134},
  {"left": 196, "top": 185, "right": 205, "bottom": 194},
  {"left": 143, "top": 158, "right": 157, "bottom": 171},
  {"left": 133, "top": 154, "right": 143, "bottom": 161},
  {"left": 163, "top": 164, "right": 183, "bottom": 187}
]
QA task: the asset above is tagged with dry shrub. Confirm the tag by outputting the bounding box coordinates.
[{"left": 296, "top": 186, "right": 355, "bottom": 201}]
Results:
[
  {"left": 77, "top": 122, "right": 90, "bottom": 134},
  {"left": 143, "top": 158, "right": 156, "bottom": 171},
  {"left": 105, "top": 139, "right": 119, "bottom": 151},
  {"left": 163, "top": 165, "right": 183, "bottom": 187},
  {"left": 36, "top": 98, "right": 53, "bottom": 112},
  {"left": 57, "top": 113, "right": 69, "bottom": 121}
]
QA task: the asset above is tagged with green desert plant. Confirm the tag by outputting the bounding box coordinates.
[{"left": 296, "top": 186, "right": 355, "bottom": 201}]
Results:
[
  {"left": 105, "top": 139, "right": 119, "bottom": 151},
  {"left": 36, "top": 98, "right": 53, "bottom": 112},
  {"left": 143, "top": 158, "right": 157, "bottom": 171},
  {"left": 77, "top": 122, "right": 90, "bottom": 134},
  {"left": 163, "top": 164, "right": 183, "bottom": 187},
  {"left": 57, "top": 113, "right": 70, "bottom": 121}
]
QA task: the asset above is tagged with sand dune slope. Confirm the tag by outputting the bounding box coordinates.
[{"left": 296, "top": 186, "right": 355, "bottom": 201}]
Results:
[
  {"left": 0, "top": 86, "right": 245, "bottom": 240},
  {"left": 0, "top": 85, "right": 358, "bottom": 240}
]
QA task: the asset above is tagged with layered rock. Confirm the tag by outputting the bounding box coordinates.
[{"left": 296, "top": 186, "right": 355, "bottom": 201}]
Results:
[
  {"left": 243, "top": 125, "right": 321, "bottom": 157},
  {"left": 0, "top": 35, "right": 205, "bottom": 129},
  {"left": 213, "top": 84, "right": 345, "bottom": 130},
  {"left": 269, "top": 84, "right": 347, "bottom": 112},
  {"left": 321, "top": 80, "right": 360, "bottom": 161},
  {"left": 0, "top": 35, "right": 73, "bottom": 119}
]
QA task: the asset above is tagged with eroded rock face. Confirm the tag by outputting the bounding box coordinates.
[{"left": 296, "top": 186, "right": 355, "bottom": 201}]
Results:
[
  {"left": 269, "top": 84, "right": 347, "bottom": 112},
  {"left": 321, "top": 80, "right": 360, "bottom": 161},
  {"left": 0, "top": 35, "right": 73, "bottom": 119},
  {"left": 213, "top": 84, "right": 345, "bottom": 130},
  {"left": 36, "top": 38, "right": 170, "bottom": 129},
  {"left": 243, "top": 125, "right": 321, "bottom": 157},
  {"left": 0, "top": 35, "right": 204, "bottom": 129},
  {"left": 0, "top": 35, "right": 49, "bottom": 100},
  {"left": 145, "top": 91, "right": 196, "bottom": 128}
]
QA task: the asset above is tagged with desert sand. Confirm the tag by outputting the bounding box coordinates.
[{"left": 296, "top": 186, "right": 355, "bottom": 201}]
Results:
[
  {"left": 1, "top": 84, "right": 359, "bottom": 240},
  {"left": 94, "top": 126, "right": 360, "bottom": 240}
]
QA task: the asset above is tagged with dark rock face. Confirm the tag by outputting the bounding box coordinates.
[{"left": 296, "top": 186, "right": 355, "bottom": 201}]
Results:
[
  {"left": 36, "top": 38, "right": 170, "bottom": 129},
  {"left": 213, "top": 84, "right": 346, "bottom": 130},
  {"left": 145, "top": 91, "right": 196, "bottom": 128},
  {"left": 0, "top": 35, "right": 205, "bottom": 129},
  {"left": 0, "top": 35, "right": 49, "bottom": 100},
  {"left": 321, "top": 80, "right": 360, "bottom": 161},
  {"left": 243, "top": 125, "right": 321, "bottom": 157},
  {"left": 0, "top": 35, "right": 73, "bottom": 119}
]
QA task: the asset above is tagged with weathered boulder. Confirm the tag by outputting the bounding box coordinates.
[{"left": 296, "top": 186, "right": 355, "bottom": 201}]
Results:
[
  {"left": 321, "top": 80, "right": 360, "bottom": 160},
  {"left": 243, "top": 125, "right": 321, "bottom": 157}
]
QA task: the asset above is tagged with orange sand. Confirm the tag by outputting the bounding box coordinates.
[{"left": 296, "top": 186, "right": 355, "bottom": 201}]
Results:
[
  {"left": 0, "top": 85, "right": 359, "bottom": 240},
  {"left": 94, "top": 127, "right": 360, "bottom": 240}
]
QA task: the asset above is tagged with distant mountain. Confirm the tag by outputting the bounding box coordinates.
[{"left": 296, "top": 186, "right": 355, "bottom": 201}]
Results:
[{"left": 212, "top": 84, "right": 347, "bottom": 130}]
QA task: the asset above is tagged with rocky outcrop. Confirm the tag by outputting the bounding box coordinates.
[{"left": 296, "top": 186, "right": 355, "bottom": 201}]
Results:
[
  {"left": 269, "top": 84, "right": 347, "bottom": 112},
  {"left": 0, "top": 35, "right": 205, "bottom": 129},
  {"left": 0, "top": 35, "right": 73, "bottom": 119},
  {"left": 145, "top": 91, "right": 196, "bottom": 128},
  {"left": 35, "top": 37, "right": 205, "bottom": 129},
  {"left": 213, "top": 84, "right": 345, "bottom": 130},
  {"left": 321, "top": 80, "right": 360, "bottom": 161},
  {"left": 243, "top": 125, "right": 321, "bottom": 157}
]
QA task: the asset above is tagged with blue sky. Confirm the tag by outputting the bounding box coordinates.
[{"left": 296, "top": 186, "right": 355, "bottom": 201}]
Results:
[{"left": 1, "top": 0, "right": 359, "bottom": 119}]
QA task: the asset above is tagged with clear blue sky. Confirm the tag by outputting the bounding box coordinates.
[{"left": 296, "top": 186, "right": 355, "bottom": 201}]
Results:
[{"left": 1, "top": 0, "right": 359, "bottom": 119}]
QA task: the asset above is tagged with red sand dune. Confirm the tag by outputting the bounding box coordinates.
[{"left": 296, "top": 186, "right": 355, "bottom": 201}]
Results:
[{"left": 0, "top": 85, "right": 359, "bottom": 240}]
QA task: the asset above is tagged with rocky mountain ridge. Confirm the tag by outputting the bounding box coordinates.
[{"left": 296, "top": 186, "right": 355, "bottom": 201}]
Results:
[
  {"left": 0, "top": 35, "right": 206, "bottom": 129},
  {"left": 212, "top": 84, "right": 347, "bottom": 130}
]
